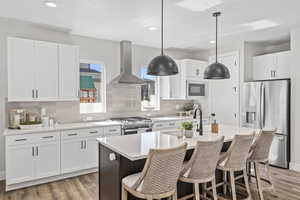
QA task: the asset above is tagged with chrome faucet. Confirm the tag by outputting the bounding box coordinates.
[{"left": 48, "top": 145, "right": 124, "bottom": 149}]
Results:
[{"left": 193, "top": 106, "right": 203, "bottom": 136}]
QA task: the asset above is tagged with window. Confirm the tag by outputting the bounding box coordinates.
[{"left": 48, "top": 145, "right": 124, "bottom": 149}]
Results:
[
  {"left": 79, "top": 60, "right": 106, "bottom": 113},
  {"left": 140, "top": 67, "right": 160, "bottom": 111}
]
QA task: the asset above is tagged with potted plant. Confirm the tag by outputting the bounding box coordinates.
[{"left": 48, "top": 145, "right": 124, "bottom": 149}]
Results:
[{"left": 182, "top": 121, "right": 194, "bottom": 138}]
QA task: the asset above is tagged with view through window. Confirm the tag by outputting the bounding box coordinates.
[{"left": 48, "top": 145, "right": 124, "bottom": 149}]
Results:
[
  {"left": 80, "top": 61, "right": 106, "bottom": 113},
  {"left": 140, "top": 67, "right": 160, "bottom": 111}
]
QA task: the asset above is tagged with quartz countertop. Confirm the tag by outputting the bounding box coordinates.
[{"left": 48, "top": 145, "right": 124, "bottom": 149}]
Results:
[
  {"left": 4, "top": 120, "right": 122, "bottom": 136},
  {"left": 97, "top": 124, "right": 258, "bottom": 161},
  {"left": 150, "top": 116, "right": 197, "bottom": 122}
]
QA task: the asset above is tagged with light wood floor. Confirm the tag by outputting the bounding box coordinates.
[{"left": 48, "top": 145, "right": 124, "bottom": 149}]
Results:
[{"left": 1, "top": 166, "right": 300, "bottom": 200}]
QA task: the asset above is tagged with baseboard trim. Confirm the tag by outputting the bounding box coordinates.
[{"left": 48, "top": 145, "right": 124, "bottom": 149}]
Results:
[
  {"left": 290, "top": 162, "right": 300, "bottom": 172},
  {"left": 0, "top": 171, "right": 5, "bottom": 181},
  {"left": 6, "top": 168, "right": 98, "bottom": 191}
]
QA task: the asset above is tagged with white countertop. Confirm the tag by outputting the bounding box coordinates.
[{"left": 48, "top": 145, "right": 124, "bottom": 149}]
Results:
[
  {"left": 4, "top": 121, "right": 122, "bottom": 136},
  {"left": 97, "top": 124, "right": 258, "bottom": 161},
  {"left": 150, "top": 116, "right": 197, "bottom": 122}
]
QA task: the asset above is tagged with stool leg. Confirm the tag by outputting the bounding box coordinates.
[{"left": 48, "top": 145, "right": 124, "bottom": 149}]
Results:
[
  {"left": 243, "top": 169, "right": 252, "bottom": 199},
  {"left": 194, "top": 183, "right": 200, "bottom": 200},
  {"left": 265, "top": 161, "right": 273, "bottom": 187},
  {"left": 121, "top": 184, "right": 128, "bottom": 200},
  {"left": 212, "top": 178, "right": 218, "bottom": 200},
  {"left": 223, "top": 171, "right": 227, "bottom": 195},
  {"left": 202, "top": 182, "right": 207, "bottom": 198},
  {"left": 230, "top": 170, "right": 237, "bottom": 200},
  {"left": 172, "top": 190, "right": 178, "bottom": 200},
  {"left": 254, "top": 162, "right": 264, "bottom": 200}
]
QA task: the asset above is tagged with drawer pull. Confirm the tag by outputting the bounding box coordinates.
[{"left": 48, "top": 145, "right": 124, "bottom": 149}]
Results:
[
  {"left": 89, "top": 131, "right": 98, "bottom": 134},
  {"left": 109, "top": 129, "right": 117, "bottom": 132},
  {"left": 169, "top": 123, "right": 175, "bottom": 126},
  {"left": 15, "top": 139, "right": 27, "bottom": 142},
  {"left": 42, "top": 136, "right": 54, "bottom": 139},
  {"left": 156, "top": 124, "right": 163, "bottom": 127},
  {"left": 68, "top": 133, "right": 77, "bottom": 136}
]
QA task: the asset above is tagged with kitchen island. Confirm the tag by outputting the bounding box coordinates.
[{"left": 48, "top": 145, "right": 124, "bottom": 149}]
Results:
[{"left": 97, "top": 125, "right": 256, "bottom": 200}]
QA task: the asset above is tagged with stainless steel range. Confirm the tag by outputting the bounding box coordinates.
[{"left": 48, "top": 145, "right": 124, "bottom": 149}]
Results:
[{"left": 110, "top": 117, "right": 153, "bottom": 135}]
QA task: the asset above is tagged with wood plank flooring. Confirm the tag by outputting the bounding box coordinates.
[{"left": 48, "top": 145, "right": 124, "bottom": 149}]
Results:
[{"left": 1, "top": 166, "right": 300, "bottom": 200}]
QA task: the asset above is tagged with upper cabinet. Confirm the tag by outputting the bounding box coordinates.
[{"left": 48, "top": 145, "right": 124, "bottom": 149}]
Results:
[
  {"left": 59, "top": 44, "right": 79, "bottom": 100},
  {"left": 160, "top": 59, "right": 207, "bottom": 100},
  {"left": 253, "top": 51, "right": 291, "bottom": 81},
  {"left": 7, "top": 37, "right": 79, "bottom": 102}
]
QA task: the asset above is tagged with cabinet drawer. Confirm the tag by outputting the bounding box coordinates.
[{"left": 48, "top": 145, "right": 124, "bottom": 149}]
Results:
[
  {"left": 61, "top": 130, "right": 83, "bottom": 140},
  {"left": 35, "top": 132, "right": 60, "bottom": 143},
  {"left": 104, "top": 126, "right": 121, "bottom": 136},
  {"left": 6, "top": 134, "right": 36, "bottom": 146},
  {"left": 83, "top": 128, "right": 104, "bottom": 137}
]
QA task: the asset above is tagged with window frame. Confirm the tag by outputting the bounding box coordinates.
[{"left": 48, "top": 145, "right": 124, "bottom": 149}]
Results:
[
  {"left": 140, "top": 67, "right": 160, "bottom": 111},
  {"left": 79, "top": 59, "right": 107, "bottom": 114}
]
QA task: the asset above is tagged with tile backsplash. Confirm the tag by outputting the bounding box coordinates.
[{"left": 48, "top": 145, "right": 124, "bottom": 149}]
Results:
[{"left": 6, "top": 84, "right": 193, "bottom": 125}]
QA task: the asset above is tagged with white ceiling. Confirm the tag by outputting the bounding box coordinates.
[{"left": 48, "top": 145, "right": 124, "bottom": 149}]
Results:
[{"left": 0, "top": 0, "right": 299, "bottom": 50}]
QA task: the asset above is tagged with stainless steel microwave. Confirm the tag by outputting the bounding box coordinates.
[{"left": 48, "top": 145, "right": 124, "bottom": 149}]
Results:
[{"left": 187, "top": 81, "right": 206, "bottom": 97}]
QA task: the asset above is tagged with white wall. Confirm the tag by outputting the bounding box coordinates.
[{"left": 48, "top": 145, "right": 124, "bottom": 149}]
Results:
[
  {"left": 290, "top": 28, "right": 300, "bottom": 171},
  {"left": 0, "top": 17, "right": 204, "bottom": 177}
]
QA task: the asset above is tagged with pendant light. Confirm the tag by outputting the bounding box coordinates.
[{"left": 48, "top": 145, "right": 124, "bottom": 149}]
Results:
[
  {"left": 204, "top": 12, "right": 230, "bottom": 79},
  {"left": 147, "top": 0, "right": 179, "bottom": 76}
]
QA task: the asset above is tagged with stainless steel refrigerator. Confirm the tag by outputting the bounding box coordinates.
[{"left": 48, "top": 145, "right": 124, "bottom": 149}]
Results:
[{"left": 242, "top": 79, "right": 290, "bottom": 169}]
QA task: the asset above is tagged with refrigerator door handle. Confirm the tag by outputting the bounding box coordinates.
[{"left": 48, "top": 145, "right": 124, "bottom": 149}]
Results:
[
  {"left": 259, "top": 82, "right": 263, "bottom": 129},
  {"left": 262, "top": 83, "right": 266, "bottom": 128}
]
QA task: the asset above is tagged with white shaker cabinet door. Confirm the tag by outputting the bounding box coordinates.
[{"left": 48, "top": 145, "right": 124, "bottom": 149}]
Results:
[
  {"left": 6, "top": 145, "right": 35, "bottom": 185},
  {"left": 83, "top": 137, "right": 99, "bottom": 169},
  {"left": 7, "top": 37, "right": 36, "bottom": 101},
  {"left": 35, "top": 141, "right": 60, "bottom": 179},
  {"left": 61, "top": 139, "right": 84, "bottom": 174},
  {"left": 35, "top": 41, "right": 59, "bottom": 100},
  {"left": 275, "top": 51, "right": 290, "bottom": 79},
  {"left": 253, "top": 54, "right": 276, "bottom": 80},
  {"left": 59, "top": 44, "right": 79, "bottom": 100}
]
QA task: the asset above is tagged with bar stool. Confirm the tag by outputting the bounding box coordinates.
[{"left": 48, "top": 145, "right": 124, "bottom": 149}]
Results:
[
  {"left": 179, "top": 136, "right": 224, "bottom": 200},
  {"left": 217, "top": 133, "right": 255, "bottom": 200},
  {"left": 121, "top": 143, "right": 187, "bottom": 200},
  {"left": 247, "top": 130, "right": 275, "bottom": 200}
]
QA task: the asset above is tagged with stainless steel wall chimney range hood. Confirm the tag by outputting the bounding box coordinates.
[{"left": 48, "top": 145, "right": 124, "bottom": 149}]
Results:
[{"left": 110, "top": 41, "right": 146, "bottom": 85}]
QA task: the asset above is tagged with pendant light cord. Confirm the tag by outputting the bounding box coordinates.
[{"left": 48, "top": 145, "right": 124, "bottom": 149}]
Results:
[
  {"left": 161, "top": 0, "right": 164, "bottom": 55},
  {"left": 215, "top": 13, "right": 218, "bottom": 63}
]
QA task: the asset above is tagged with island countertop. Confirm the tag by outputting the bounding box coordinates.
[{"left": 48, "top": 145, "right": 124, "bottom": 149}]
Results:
[{"left": 97, "top": 124, "right": 258, "bottom": 161}]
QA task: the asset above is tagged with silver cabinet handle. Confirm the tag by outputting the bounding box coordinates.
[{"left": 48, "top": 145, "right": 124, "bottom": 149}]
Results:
[
  {"left": 36, "top": 90, "right": 38, "bottom": 98},
  {"left": 68, "top": 133, "right": 77, "bottom": 136},
  {"left": 169, "top": 123, "right": 175, "bottom": 126},
  {"left": 109, "top": 129, "right": 117, "bottom": 132},
  {"left": 32, "top": 89, "right": 35, "bottom": 98},
  {"left": 15, "top": 138, "right": 27, "bottom": 142},
  {"left": 89, "top": 131, "right": 98, "bottom": 134},
  {"left": 32, "top": 147, "right": 35, "bottom": 156},
  {"left": 42, "top": 136, "right": 54, "bottom": 139},
  {"left": 84, "top": 140, "right": 87, "bottom": 149},
  {"left": 36, "top": 146, "right": 38, "bottom": 156},
  {"left": 80, "top": 141, "right": 83, "bottom": 149}
]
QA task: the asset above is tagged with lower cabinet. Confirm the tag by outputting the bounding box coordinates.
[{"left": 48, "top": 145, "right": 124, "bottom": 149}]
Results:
[
  {"left": 5, "top": 125, "right": 122, "bottom": 189},
  {"left": 6, "top": 132, "right": 60, "bottom": 185}
]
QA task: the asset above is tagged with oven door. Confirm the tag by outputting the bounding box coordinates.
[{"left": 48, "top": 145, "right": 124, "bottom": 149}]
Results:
[
  {"left": 187, "top": 81, "right": 206, "bottom": 97},
  {"left": 123, "top": 128, "right": 152, "bottom": 135}
]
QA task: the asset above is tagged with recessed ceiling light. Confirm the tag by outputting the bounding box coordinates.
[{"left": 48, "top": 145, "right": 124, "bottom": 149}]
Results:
[
  {"left": 148, "top": 26, "right": 159, "bottom": 31},
  {"left": 210, "top": 40, "right": 216, "bottom": 44},
  {"left": 242, "top": 20, "right": 279, "bottom": 30},
  {"left": 176, "top": 0, "right": 223, "bottom": 12},
  {"left": 44, "top": 1, "right": 57, "bottom": 8}
]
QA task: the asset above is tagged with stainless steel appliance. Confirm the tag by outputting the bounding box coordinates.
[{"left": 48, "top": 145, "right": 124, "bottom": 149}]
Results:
[
  {"left": 110, "top": 117, "right": 153, "bottom": 135},
  {"left": 186, "top": 81, "right": 206, "bottom": 98},
  {"left": 242, "top": 79, "right": 290, "bottom": 168}
]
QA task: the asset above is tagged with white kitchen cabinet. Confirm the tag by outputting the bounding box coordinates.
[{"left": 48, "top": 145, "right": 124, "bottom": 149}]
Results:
[
  {"left": 35, "top": 141, "right": 60, "bottom": 179},
  {"left": 7, "top": 37, "right": 36, "bottom": 101},
  {"left": 252, "top": 51, "right": 291, "bottom": 80},
  {"left": 35, "top": 41, "right": 59, "bottom": 100},
  {"left": 61, "top": 138, "right": 83, "bottom": 174},
  {"left": 5, "top": 132, "right": 60, "bottom": 185},
  {"left": 83, "top": 136, "right": 100, "bottom": 169},
  {"left": 59, "top": 44, "right": 79, "bottom": 100},
  {"left": 182, "top": 59, "right": 207, "bottom": 78},
  {"left": 7, "top": 37, "right": 79, "bottom": 102},
  {"left": 6, "top": 145, "right": 35, "bottom": 185},
  {"left": 160, "top": 59, "right": 207, "bottom": 100}
]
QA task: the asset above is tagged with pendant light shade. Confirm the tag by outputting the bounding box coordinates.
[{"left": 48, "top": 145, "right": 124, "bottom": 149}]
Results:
[
  {"left": 204, "top": 12, "right": 230, "bottom": 80},
  {"left": 147, "top": 0, "right": 178, "bottom": 76}
]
